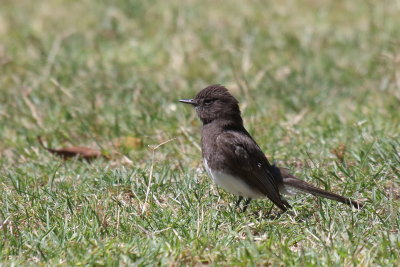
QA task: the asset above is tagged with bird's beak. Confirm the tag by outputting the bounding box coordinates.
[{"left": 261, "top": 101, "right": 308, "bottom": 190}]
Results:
[{"left": 179, "top": 99, "right": 197, "bottom": 106}]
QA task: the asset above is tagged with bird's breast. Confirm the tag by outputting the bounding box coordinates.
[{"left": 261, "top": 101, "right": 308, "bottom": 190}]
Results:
[{"left": 203, "top": 159, "right": 264, "bottom": 199}]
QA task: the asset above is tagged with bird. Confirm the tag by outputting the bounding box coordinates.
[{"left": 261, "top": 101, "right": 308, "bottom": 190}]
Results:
[{"left": 179, "top": 84, "right": 363, "bottom": 212}]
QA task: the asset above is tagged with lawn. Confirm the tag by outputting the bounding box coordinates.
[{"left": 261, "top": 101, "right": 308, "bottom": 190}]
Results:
[{"left": 0, "top": 0, "right": 399, "bottom": 265}]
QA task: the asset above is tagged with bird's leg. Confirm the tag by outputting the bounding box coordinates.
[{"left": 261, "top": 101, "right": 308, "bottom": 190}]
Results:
[
  {"left": 235, "top": 196, "right": 243, "bottom": 208},
  {"left": 242, "top": 198, "right": 252, "bottom": 212}
]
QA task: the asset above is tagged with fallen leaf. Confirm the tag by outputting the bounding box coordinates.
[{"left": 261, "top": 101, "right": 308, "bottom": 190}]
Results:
[
  {"left": 38, "top": 136, "right": 104, "bottom": 161},
  {"left": 331, "top": 143, "right": 346, "bottom": 163},
  {"left": 114, "top": 136, "right": 143, "bottom": 150}
]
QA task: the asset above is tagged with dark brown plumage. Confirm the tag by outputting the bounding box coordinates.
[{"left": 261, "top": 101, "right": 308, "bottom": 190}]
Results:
[{"left": 179, "top": 84, "right": 363, "bottom": 212}]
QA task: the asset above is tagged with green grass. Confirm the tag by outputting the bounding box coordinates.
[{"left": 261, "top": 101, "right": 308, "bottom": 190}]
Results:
[{"left": 1, "top": 0, "right": 400, "bottom": 265}]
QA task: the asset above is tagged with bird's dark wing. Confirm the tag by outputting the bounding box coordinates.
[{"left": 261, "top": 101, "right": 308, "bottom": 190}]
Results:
[{"left": 215, "top": 131, "right": 290, "bottom": 211}]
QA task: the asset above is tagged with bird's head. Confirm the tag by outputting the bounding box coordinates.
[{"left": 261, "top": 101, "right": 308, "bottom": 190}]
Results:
[{"left": 179, "top": 84, "right": 242, "bottom": 125}]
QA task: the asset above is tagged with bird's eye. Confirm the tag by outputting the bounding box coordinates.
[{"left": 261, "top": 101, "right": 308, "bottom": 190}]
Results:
[{"left": 204, "top": 99, "right": 214, "bottom": 105}]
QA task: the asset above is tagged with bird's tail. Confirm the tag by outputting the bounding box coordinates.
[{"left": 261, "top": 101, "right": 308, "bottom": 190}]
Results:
[{"left": 279, "top": 171, "right": 363, "bottom": 209}]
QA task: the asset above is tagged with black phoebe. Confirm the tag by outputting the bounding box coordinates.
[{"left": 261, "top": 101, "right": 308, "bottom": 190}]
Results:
[{"left": 179, "top": 84, "right": 363, "bottom": 212}]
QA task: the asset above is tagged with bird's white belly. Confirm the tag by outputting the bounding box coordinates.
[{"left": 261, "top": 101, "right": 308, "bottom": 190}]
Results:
[{"left": 204, "top": 160, "right": 264, "bottom": 199}]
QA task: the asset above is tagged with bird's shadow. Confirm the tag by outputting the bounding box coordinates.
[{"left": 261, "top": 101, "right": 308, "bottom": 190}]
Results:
[{"left": 241, "top": 205, "right": 316, "bottom": 222}]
